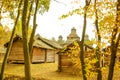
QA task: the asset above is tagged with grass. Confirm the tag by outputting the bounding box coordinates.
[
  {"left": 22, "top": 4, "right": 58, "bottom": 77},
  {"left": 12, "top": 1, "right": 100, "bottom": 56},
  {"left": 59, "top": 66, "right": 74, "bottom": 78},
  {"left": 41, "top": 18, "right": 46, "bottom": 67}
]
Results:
[
  {"left": 0, "top": 62, "right": 120, "bottom": 80},
  {"left": 1, "top": 62, "right": 81, "bottom": 80}
]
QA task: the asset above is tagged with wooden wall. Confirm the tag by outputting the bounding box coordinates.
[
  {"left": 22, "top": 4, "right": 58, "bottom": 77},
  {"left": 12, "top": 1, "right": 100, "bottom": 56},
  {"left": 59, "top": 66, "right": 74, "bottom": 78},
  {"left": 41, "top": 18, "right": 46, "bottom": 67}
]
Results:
[
  {"left": 58, "top": 49, "right": 94, "bottom": 73},
  {"left": 58, "top": 54, "right": 74, "bottom": 73},
  {"left": 8, "top": 39, "right": 24, "bottom": 62},
  {"left": 32, "top": 47, "right": 46, "bottom": 63},
  {"left": 32, "top": 48, "right": 56, "bottom": 63},
  {"left": 46, "top": 49, "right": 55, "bottom": 62},
  {"left": 7, "top": 39, "right": 57, "bottom": 63}
]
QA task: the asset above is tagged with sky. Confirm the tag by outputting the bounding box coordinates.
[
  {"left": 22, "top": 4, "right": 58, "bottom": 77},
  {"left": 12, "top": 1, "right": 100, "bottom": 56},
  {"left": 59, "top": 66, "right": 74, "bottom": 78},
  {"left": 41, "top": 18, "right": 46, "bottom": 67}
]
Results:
[
  {"left": 36, "top": 0, "right": 95, "bottom": 41},
  {"left": 1, "top": 0, "right": 95, "bottom": 41}
]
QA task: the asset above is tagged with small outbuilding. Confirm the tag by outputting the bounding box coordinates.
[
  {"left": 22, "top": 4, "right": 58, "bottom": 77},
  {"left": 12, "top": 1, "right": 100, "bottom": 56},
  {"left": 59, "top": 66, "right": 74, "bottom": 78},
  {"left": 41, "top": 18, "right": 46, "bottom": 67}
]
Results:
[
  {"left": 4, "top": 35, "right": 24, "bottom": 63},
  {"left": 57, "top": 40, "right": 94, "bottom": 73},
  {"left": 4, "top": 34, "right": 62, "bottom": 63},
  {"left": 34, "top": 34, "right": 62, "bottom": 63}
]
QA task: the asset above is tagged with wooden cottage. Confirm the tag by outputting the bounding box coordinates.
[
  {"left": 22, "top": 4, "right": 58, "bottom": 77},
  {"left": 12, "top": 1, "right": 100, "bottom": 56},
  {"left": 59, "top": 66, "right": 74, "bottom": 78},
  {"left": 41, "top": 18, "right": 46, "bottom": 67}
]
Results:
[
  {"left": 34, "top": 34, "right": 62, "bottom": 62},
  {"left": 4, "top": 35, "right": 24, "bottom": 63},
  {"left": 57, "top": 40, "right": 94, "bottom": 73},
  {"left": 4, "top": 34, "right": 62, "bottom": 63},
  {"left": 32, "top": 39, "right": 55, "bottom": 63}
]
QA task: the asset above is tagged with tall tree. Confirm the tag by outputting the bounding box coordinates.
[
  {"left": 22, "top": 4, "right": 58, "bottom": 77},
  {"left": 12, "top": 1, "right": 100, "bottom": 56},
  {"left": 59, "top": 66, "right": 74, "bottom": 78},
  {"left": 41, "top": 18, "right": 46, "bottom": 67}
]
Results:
[
  {"left": 0, "top": 0, "right": 22, "bottom": 80},
  {"left": 22, "top": 0, "right": 50, "bottom": 78},
  {"left": 29, "top": 0, "right": 39, "bottom": 59},
  {"left": 0, "top": 1, "right": 3, "bottom": 27},
  {"left": 21, "top": 0, "right": 32, "bottom": 79},
  {"left": 26, "top": 0, "right": 34, "bottom": 34},
  {"left": 108, "top": 0, "right": 120, "bottom": 80},
  {"left": 80, "top": 0, "right": 91, "bottom": 80},
  {"left": 94, "top": 0, "right": 102, "bottom": 80}
]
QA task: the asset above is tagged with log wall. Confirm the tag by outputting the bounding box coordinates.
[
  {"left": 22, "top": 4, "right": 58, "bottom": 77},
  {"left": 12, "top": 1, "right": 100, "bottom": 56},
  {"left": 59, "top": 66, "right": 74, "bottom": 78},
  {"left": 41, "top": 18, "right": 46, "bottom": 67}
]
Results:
[{"left": 32, "top": 47, "right": 46, "bottom": 63}]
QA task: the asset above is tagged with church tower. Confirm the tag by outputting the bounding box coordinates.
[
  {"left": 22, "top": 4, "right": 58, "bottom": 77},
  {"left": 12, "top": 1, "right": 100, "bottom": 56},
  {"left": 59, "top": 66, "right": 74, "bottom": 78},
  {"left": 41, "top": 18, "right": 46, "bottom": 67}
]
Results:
[
  {"left": 66, "top": 27, "right": 80, "bottom": 44},
  {"left": 57, "top": 35, "right": 65, "bottom": 46}
]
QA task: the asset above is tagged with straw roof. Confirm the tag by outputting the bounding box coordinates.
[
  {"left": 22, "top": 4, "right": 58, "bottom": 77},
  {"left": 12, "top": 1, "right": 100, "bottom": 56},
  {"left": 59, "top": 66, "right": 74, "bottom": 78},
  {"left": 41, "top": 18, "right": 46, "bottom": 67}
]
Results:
[
  {"left": 57, "top": 40, "right": 93, "bottom": 54},
  {"left": 4, "top": 34, "right": 22, "bottom": 47},
  {"left": 33, "top": 39, "right": 54, "bottom": 49},
  {"left": 35, "top": 34, "right": 63, "bottom": 49},
  {"left": 4, "top": 34, "right": 63, "bottom": 50}
]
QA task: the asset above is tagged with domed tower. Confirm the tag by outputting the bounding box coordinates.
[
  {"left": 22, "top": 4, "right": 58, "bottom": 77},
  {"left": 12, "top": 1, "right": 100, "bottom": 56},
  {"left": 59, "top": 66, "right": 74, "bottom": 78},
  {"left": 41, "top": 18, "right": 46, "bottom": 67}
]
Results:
[
  {"left": 57, "top": 35, "right": 64, "bottom": 46},
  {"left": 58, "top": 35, "right": 63, "bottom": 43},
  {"left": 66, "top": 27, "right": 80, "bottom": 44}
]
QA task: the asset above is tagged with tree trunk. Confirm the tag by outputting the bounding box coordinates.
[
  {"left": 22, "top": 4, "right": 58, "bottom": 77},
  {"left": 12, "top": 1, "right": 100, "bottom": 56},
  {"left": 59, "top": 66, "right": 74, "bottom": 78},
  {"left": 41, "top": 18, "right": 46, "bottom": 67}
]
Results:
[
  {"left": 29, "top": 0, "right": 39, "bottom": 61},
  {"left": 108, "top": 0, "right": 120, "bottom": 80},
  {"left": 22, "top": 0, "right": 32, "bottom": 80},
  {"left": 94, "top": 0, "right": 102, "bottom": 80},
  {"left": 0, "top": 0, "right": 22, "bottom": 80},
  {"left": 0, "top": 1, "right": 3, "bottom": 27},
  {"left": 25, "top": 0, "right": 33, "bottom": 61},
  {"left": 80, "top": 0, "right": 91, "bottom": 80},
  {"left": 26, "top": 0, "right": 34, "bottom": 33}
]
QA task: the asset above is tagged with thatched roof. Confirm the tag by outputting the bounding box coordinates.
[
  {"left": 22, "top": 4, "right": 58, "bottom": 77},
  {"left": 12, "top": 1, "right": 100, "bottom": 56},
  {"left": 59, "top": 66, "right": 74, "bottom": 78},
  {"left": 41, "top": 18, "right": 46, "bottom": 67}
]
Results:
[
  {"left": 33, "top": 39, "right": 54, "bottom": 49},
  {"left": 4, "top": 34, "right": 56, "bottom": 49},
  {"left": 35, "top": 34, "right": 63, "bottom": 49},
  {"left": 5, "top": 34, "right": 63, "bottom": 50},
  {"left": 57, "top": 40, "right": 93, "bottom": 54},
  {"left": 4, "top": 34, "right": 22, "bottom": 47}
]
